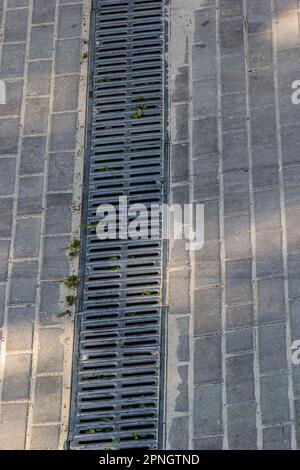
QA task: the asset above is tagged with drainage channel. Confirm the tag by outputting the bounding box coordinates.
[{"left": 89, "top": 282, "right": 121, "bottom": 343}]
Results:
[{"left": 68, "top": 0, "right": 167, "bottom": 450}]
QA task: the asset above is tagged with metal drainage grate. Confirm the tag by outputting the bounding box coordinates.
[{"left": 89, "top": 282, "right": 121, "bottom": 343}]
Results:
[{"left": 68, "top": 0, "right": 167, "bottom": 450}]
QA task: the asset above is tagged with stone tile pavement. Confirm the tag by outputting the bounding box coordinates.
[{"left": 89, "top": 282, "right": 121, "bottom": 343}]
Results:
[
  {"left": 167, "top": 0, "right": 300, "bottom": 450},
  {"left": 0, "top": 0, "right": 90, "bottom": 449}
]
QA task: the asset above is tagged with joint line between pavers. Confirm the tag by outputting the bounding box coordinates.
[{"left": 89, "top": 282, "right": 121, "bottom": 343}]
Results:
[
  {"left": 216, "top": 0, "right": 228, "bottom": 451},
  {"left": 271, "top": 0, "right": 297, "bottom": 450},
  {"left": 242, "top": 0, "right": 263, "bottom": 450}
]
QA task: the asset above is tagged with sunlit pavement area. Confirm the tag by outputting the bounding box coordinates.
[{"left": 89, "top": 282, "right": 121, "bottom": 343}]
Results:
[
  {"left": 166, "top": 0, "right": 300, "bottom": 449},
  {"left": 0, "top": 0, "right": 90, "bottom": 449}
]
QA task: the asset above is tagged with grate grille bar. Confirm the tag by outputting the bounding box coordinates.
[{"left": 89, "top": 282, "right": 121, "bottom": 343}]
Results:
[{"left": 68, "top": 0, "right": 166, "bottom": 450}]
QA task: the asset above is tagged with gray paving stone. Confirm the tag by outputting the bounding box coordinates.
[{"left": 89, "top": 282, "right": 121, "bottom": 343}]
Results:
[
  {"left": 194, "top": 240, "right": 221, "bottom": 288},
  {"left": 252, "top": 145, "right": 279, "bottom": 188},
  {"left": 288, "top": 252, "right": 300, "bottom": 299},
  {"left": 0, "top": 157, "right": 16, "bottom": 196},
  {"left": 176, "top": 316, "right": 190, "bottom": 362},
  {"left": 45, "top": 193, "right": 72, "bottom": 235},
  {"left": 23, "top": 97, "right": 49, "bottom": 135},
  {"left": 220, "top": 19, "right": 244, "bottom": 56},
  {"left": 221, "top": 53, "right": 246, "bottom": 94},
  {"left": 174, "top": 103, "right": 189, "bottom": 141},
  {"left": 249, "top": 68, "right": 275, "bottom": 110},
  {"left": 194, "top": 7, "right": 216, "bottom": 43},
  {"left": 9, "top": 260, "right": 38, "bottom": 304},
  {"left": 257, "top": 277, "right": 285, "bottom": 324},
  {"left": 2, "top": 353, "right": 32, "bottom": 401},
  {"left": 254, "top": 188, "right": 281, "bottom": 232},
  {"left": 290, "top": 299, "right": 300, "bottom": 342},
  {"left": 20, "top": 136, "right": 46, "bottom": 175},
  {"left": 6, "top": 306, "right": 34, "bottom": 351},
  {"left": 0, "top": 118, "right": 20, "bottom": 154},
  {"left": 30, "top": 425, "right": 60, "bottom": 450},
  {"left": 27, "top": 61, "right": 52, "bottom": 97},
  {"left": 202, "top": 198, "right": 220, "bottom": 241},
  {"left": 192, "top": 43, "right": 216, "bottom": 81},
  {"left": 227, "top": 401, "right": 257, "bottom": 450},
  {"left": 41, "top": 235, "right": 70, "bottom": 280},
  {"left": 256, "top": 231, "right": 283, "bottom": 278},
  {"left": 169, "top": 269, "right": 190, "bottom": 315},
  {"left": 14, "top": 217, "right": 41, "bottom": 258},
  {"left": 281, "top": 124, "right": 300, "bottom": 164},
  {"left": 226, "top": 354, "right": 255, "bottom": 404},
  {"left": 193, "top": 435, "right": 223, "bottom": 450},
  {"left": 222, "top": 130, "right": 249, "bottom": 172},
  {"left": 224, "top": 213, "right": 252, "bottom": 260},
  {"left": 223, "top": 171, "right": 250, "bottom": 215},
  {"left": 0, "top": 80, "right": 23, "bottom": 116},
  {"left": 175, "top": 365, "right": 189, "bottom": 413},
  {"left": 0, "top": 240, "right": 10, "bottom": 282},
  {"left": 0, "top": 197, "right": 13, "bottom": 238},
  {"left": 226, "top": 303, "right": 254, "bottom": 329},
  {"left": 55, "top": 38, "right": 82, "bottom": 74},
  {"left": 58, "top": 3, "right": 83, "bottom": 38},
  {"left": 170, "top": 143, "right": 189, "bottom": 184},
  {"left": 50, "top": 112, "right": 77, "bottom": 151},
  {"left": 225, "top": 258, "right": 253, "bottom": 306},
  {"left": 40, "top": 281, "right": 64, "bottom": 325},
  {"left": 283, "top": 165, "right": 300, "bottom": 208},
  {"left": 53, "top": 75, "right": 80, "bottom": 112},
  {"left": 263, "top": 425, "right": 292, "bottom": 450},
  {"left": 17, "top": 175, "right": 44, "bottom": 215},
  {"left": 248, "top": 32, "right": 273, "bottom": 70},
  {"left": 246, "top": 0, "right": 272, "bottom": 34},
  {"left": 33, "top": 375, "right": 63, "bottom": 423},
  {"left": 194, "top": 384, "right": 222, "bottom": 435},
  {"left": 193, "top": 116, "right": 218, "bottom": 155},
  {"left": 193, "top": 156, "right": 219, "bottom": 199},
  {"left": 222, "top": 92, "right": 247, "bottom": 132},
  {"left": 30, "top": 25, "right": 54, "bottom": 59},
  {"left": 278, "top": 84, "right": 300, "bottom": 126},
  {"left": 194, "top": 286, "right": 222, "bottom": 335},
  {"left": 0, "top": 403, "right": 28, "bottom": 450},
  {"left": 220, "top": 0, "right": 243, "bottom": 18},
  {"left": 258, "top": 323, "right": 287, "bottom": 374},
  {"left": 37, "top": 327, "right": 64, "bottom": 373},
  {"left": 48, "top": 152, "right": 75, "bottom": 191},
  {"left": 172, "top": 65, "right": 189, "bottom": 103},
  {"left": 4, "top": 8, "right": 28, "bottom": 43},
  {"left": 226, "top": 328, "right": 254, "bottom": 354},
  {"left": 250, "top": 106, "right": 277, "bottom": 147},
  {"left": 194, "top": 334, "right": 222, "bottom": 385},
  {"left": 0, "top": 284, "right": 5, "bottom": 328},
  {"left": 169, "top": 415, "right": 189, "bottom": 450},
  {"left": 193, "top": 78, "right": 217, "bottom": 117},
  {"left": 32, "top": 0, "right": 56, "bottom": 24},
  {"left": 278, "top": 48, "right": 300, "bottom": 87},
  {"left": 7, "top": 0, "right": 29, "bottom": 6},
  {"left": 1, "top": 43, "right": 26, "bottom": 78},
  {"left": 260, "top": 373, "right": 290, "bottom": 425}
]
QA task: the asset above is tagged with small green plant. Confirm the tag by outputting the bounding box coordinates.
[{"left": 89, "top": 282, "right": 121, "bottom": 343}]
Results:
[
  {"left": 142, "top": 291, "right": 151, "bottom": 296},
  {"left": 97, "top": 77, "right": 112, "bottom": 83},
  {"left": 108, "top": 256, "right": 119, "bottom": 261},
  {"left": 109, "top": 265, "right": 121, "bottom": 271},
  {"left": 98, "top": 165, "right": 111, "bottom": 172},
  {"left": 63, "top": 275, "right": 79, "bottom": 289},
  {"left": 132, "top": 108, "right": 144, "bottom": 119},
  {"left": 67, "top": 239, "right": 80, "bottom": 257},
  {"left": 66, "top": 295, "right": 76, "bottom": 307}
]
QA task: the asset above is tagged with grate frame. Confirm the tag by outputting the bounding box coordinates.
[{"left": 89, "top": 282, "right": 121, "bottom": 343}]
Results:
[{"left": 68, "top": 0, "right": 168, "bottom": 450}]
